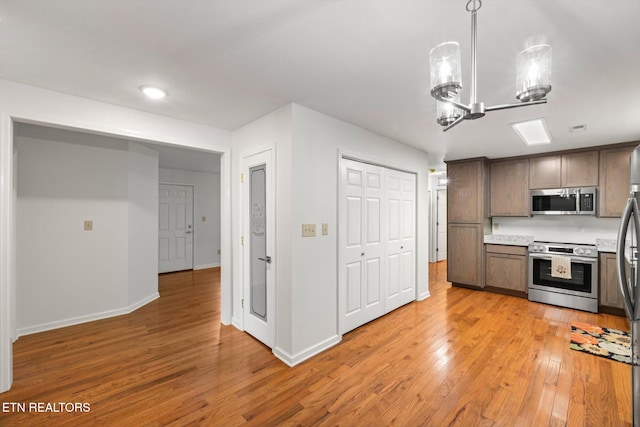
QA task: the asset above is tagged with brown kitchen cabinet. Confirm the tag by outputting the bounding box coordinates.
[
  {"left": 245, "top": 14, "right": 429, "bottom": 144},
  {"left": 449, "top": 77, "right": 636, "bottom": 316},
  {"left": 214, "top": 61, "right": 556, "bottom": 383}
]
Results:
[
  {"left": 447, "top": 159, "right": 489, "bottom": 223},
  {"left": 599, "top": 145, "right": 634, "bottom": 217},
  {"left": 599, "top": 253, "right": 625, "bottom": 315},
  {"left": 485, "top": 244, "right": 527, "bottom": 296},
  {"left": 529, "top": 150, "right": 599, "bottom": 189},
  {"left": 448, "top": 223, "right": 484, "bottom": 288},
  {"left": 562, "top": 150, "right": 599, "bottom": 187},
  {"left": 446, "top": 158, "right": 490, "bottom": 289},
  {"left": 490, "top": 158, "right": 529, "bottom": 217},
  {"left": 529, "top": 155, "right": 561, "bottom": 189}
]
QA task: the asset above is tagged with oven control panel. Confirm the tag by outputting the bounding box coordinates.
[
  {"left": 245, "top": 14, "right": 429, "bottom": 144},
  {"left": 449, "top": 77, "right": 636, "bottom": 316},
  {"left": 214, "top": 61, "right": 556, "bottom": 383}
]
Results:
[{"left": 528, "top": 242, "right": 598, "bottom": 258}]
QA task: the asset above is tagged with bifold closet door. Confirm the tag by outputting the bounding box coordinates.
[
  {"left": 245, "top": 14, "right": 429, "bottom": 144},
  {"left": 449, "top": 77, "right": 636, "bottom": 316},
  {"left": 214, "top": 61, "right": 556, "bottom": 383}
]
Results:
[
  {"left": 340, "top": 158, "right": 417, "bottom": 335},
  {"left": 340, "top": 159, "right": 385, "bottom": 334},
  {"left": 385, "top": 169, "right": 416, "bottom": 312}
]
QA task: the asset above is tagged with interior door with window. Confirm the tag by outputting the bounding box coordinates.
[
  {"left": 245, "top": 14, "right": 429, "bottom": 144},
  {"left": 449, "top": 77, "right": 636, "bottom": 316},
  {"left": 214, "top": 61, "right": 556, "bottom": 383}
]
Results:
[
  {"left": 158, "top": 184, "right": 194, "bottom": 273},
  {"left": 242, "top": 149, "right": 275, "bottom": 348}
]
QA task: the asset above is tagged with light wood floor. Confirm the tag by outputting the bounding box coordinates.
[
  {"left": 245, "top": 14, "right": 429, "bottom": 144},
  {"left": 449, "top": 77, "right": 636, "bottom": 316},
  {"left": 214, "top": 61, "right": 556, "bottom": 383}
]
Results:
[{"left": 0, "top": 262, "right": 632, "bottom": 426}]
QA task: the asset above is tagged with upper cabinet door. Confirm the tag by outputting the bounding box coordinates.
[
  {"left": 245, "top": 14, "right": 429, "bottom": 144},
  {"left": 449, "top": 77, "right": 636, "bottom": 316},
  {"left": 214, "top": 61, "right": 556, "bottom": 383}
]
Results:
[
  {"left": 530, "top": 151, "right": 599, "bottom": 189},
  {"left": 562, "top": 151, "right": 599, "bottom": 187},
  {"left": 529, "top": 156, "right": 561, "bottom": 189},
  {"left": 447, "top": 160, "right": 487, "bottom": 223},
  {"left": 599, "top": 146, "right": 634, "bottom": 217},
  {"left": 490, "top": 159, "right": 529, "bottom": 217}
]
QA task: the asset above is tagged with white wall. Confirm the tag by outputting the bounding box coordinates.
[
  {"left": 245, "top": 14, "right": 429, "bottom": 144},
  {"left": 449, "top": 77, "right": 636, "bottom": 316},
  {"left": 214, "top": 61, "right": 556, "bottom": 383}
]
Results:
[
  {"left": 16, "top": 126, "right": 131, "bottom": 333},
  {"left": 128, "top": 142, "right": 160, "bottom": 306},
  {"left": 232, "top": 103, "right": 431, "bottom": 366},
  {"left": 287, "top": 104, "right": 431, "bottom": 363},
  {"left": 159, "top": 168, "right": 221, "bottom": 269},
  {"left": 0, "top": 80, "right": 232, "bottom": 392}
]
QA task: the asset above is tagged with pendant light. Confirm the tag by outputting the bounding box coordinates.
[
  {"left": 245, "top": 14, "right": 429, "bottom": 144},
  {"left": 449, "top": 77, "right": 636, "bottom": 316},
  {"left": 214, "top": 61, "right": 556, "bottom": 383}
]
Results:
[{"left": 429, "top": 0, "right": 551, "bottom": 131}]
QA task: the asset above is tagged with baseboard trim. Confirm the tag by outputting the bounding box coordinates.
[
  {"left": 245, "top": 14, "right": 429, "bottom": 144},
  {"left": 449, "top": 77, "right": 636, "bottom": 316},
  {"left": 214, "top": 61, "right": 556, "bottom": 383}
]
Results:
[
  {"left": 273, "top": 334, "right": 341, "bottom": 367},
  {"left": 16, "top": 292, "right": 160, "bottom": 338},
  {"left": 194, "top": 263, "right": 220, "bottom": 270},
  {"left": 418, "top": 290, "right": 431, "bottom": 301},
  {"left": 231, "top": 317, "right": 243, "bottom": 331}
]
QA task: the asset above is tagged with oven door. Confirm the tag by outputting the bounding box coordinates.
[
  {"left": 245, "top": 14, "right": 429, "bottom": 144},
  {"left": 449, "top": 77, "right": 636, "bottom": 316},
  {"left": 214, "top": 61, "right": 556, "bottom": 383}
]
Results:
[{"left": 528, "top": 254, "right": 597, "bottom": 298}]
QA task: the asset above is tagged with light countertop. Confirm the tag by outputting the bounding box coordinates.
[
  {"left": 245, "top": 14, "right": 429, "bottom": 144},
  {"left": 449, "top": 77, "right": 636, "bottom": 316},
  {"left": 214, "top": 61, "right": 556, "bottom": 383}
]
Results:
[
  {"left": 483, "top": 235, "right": 618, "bottom": 253},
  {"left": 484, "top": 234, "right": 534, "bottom": 247}
]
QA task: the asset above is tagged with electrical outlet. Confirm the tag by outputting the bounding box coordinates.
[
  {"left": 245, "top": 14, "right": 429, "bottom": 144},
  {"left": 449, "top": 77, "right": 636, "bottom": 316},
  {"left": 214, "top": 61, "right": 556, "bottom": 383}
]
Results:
[
  {"left": 493, "top": 222, "right": 500, "bottom": 230},
  {"left": 84, "top": 220, "right": 93, "bottom": 231},
  {"left": 217, "top": 249, "right": 221, "bottom": 255},
  {"left": 322, "top": 223, "right": 328, "bottom": 235},
  {"left": 302, "top": 224, "right": 316, "bottom": 237},
  {"left": 202, "top": 215, "right": 207, "bottom": 222}
]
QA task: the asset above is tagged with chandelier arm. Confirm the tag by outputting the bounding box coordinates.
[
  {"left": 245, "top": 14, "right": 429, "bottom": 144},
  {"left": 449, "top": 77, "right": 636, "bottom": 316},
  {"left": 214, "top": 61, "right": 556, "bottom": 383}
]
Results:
[
  {"left": 433, "top": 93, "right": 471, "bottom": 112},
  {"left": 484, "top": 99, "right": 547, "bottom": 112},
  {"left": 442, "top": 114, "right": 466, "bottom": 132}
]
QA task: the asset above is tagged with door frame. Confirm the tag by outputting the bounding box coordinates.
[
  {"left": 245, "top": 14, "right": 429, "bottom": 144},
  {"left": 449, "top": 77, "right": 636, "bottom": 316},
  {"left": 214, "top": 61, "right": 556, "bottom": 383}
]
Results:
[
  {"left": 241, "top": 147, "right": 276, "bottom": 348},
  {"left": 0, "top": 108, "right": 231, "bottom": 394},
  {"left": 436, "top": 188, "right": 447, "bottom": 262}
]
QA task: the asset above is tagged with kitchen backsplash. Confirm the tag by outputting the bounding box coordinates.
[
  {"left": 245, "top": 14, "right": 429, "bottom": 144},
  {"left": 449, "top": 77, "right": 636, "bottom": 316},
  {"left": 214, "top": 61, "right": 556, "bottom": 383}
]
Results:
[{"left": 491, "top": 216, "right": 620, "bottom": 244}]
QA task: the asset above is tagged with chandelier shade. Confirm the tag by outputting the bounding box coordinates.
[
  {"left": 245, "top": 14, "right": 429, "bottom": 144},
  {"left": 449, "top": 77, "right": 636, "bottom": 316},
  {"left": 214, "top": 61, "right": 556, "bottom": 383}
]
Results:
[
  {"left": 428, "top": 0, "right": 551, "bottom": 131},
  {"left": 436, "top": 95, "right": 462, "bottom": 126},
  {"left": 429, "top": 42, "right": 462, "bottom": 99},
  {"left": 516, "top": 44, "right": 552, "bottom": 102}
]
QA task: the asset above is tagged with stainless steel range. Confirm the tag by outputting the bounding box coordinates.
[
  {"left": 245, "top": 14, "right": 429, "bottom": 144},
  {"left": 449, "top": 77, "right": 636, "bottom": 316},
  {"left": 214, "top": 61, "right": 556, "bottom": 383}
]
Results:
[{"left": 528, "top": 241, "right": 598, "bottom": 312}]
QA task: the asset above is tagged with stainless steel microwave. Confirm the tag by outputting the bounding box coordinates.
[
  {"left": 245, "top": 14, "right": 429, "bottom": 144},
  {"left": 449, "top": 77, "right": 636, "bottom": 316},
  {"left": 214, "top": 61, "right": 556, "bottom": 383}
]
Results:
[{"left": 530, "top": 187, "right": 597, "bottom": 215}]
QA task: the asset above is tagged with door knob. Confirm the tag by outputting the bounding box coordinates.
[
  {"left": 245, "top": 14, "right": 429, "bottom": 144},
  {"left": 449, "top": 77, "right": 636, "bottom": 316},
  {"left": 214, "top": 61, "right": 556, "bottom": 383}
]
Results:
[{"left": 258, "top": 256, "right": 272, "bottom": 264}]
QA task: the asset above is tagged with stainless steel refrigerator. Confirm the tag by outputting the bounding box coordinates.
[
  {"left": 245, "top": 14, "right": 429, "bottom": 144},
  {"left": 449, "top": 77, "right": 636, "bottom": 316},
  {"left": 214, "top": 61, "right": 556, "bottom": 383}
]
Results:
[{"left": 617, "top": 144, "right": 640, "bottom": 427}]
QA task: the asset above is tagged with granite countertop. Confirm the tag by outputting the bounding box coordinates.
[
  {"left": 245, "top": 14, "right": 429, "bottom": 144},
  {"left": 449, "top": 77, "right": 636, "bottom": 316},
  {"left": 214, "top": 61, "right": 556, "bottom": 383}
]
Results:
[
  {"left": 596, "top": 238, "right": 617, "bottom": 253},
  {"left": 484, "top": 234, "right": 534, "bottom": 247},
  {"left": 484, "top": 235, "right": 619, "bottom": 252}
]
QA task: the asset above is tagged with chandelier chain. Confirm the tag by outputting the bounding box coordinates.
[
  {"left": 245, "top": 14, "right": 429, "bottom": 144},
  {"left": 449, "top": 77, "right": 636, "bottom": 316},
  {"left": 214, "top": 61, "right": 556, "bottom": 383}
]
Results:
[{"left": 466, "top": 0, "right": 482, "bottom": 13}]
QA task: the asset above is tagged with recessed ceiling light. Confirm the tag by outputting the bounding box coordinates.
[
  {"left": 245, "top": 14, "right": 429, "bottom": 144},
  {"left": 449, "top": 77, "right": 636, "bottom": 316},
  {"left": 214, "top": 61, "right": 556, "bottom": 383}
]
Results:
[
  {"left": 139, "top": 86, "right": 167, "bottom": 99},
  {"left": 512, "top": 118, "right": 552, "bottom": 145}
]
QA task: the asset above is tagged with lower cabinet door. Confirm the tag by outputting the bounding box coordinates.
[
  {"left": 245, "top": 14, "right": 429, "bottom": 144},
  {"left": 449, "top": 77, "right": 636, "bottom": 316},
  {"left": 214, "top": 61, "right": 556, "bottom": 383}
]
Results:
[
  {"left": 485, "top": 252, "right": 527, "bottom": 293},
  {"left": 447, "top": 223, "right": 483, "bottom": 287}
]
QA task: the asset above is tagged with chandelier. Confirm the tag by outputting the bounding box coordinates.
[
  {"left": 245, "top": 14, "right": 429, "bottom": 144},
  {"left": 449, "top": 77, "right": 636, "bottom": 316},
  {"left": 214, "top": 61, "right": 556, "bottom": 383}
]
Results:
[{"left": 429, "top": 0, "right": 552, "bottom": 131}]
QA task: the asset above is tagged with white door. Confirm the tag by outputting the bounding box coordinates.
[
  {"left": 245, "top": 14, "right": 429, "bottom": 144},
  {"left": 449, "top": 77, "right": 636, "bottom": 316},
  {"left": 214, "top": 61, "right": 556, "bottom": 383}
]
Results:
[
  {"left": 437, "top": 189, "right": 447, "bottom": 261},
  {"left": 158, "top": 184, "right": 194, "bottom": 273},
  {"left": 242, "top": 149, "right": 275, "bottom": 348},
  {"left": 340, "top": 159, "right": 385, "bottom": 334},
  {"left": 385, "top": 169, "right": 416, "bottom": 312}
]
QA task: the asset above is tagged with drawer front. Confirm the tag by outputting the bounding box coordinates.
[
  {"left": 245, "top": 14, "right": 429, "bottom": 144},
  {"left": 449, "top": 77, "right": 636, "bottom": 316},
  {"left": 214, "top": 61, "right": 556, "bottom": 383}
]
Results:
[{"left": 485, "top": 244, "right": 527, "bottom": 256}]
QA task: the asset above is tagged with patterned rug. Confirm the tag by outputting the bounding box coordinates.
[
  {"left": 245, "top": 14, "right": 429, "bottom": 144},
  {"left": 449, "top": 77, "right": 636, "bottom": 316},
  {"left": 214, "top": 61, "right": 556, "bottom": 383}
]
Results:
[{"left": 570, "top": 322, "right": 631, "bottom": 364}]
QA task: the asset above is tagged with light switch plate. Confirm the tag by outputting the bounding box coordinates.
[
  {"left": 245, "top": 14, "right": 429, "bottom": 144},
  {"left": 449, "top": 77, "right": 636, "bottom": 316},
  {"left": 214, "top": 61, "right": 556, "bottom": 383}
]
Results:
[
  {"left": 302, "top": 224, "right": 316, "bottom": 237},
  {"left": 322, "top": 223, "right": 328, "bottom": 235},
  {"left": 84, "top": 220, "right": 93, "bottom": 231}
]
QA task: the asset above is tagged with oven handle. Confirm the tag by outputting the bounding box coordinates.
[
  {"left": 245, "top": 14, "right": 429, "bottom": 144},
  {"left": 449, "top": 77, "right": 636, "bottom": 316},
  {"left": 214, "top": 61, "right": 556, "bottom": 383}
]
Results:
[{"left": 528, "top": 254, "right": 597, "bottom": 264}]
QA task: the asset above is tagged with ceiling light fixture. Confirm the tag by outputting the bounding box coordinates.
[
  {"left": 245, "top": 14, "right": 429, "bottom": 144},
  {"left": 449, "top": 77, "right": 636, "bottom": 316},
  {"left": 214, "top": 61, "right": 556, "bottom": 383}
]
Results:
[
  {"left": 429, "top": 0, "right": 552, "bottom": 131},
  {"left": 512, "top": 118, "right": 552, "bottom": 145},
  {"left": 140, "top": 86, "right": 167, "bottom": 99}
]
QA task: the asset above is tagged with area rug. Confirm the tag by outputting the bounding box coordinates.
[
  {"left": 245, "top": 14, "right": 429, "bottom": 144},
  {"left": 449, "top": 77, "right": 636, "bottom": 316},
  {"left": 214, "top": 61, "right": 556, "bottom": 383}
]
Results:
[{"left": 570, "top": 322, "right": 631, "bottom": 364}]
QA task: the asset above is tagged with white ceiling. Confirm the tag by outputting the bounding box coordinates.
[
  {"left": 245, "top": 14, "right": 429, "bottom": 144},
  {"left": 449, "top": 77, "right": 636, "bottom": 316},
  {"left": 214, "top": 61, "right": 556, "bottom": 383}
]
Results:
[{"left": 1, "top": 0, "right": 639, "bottom": 170}]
